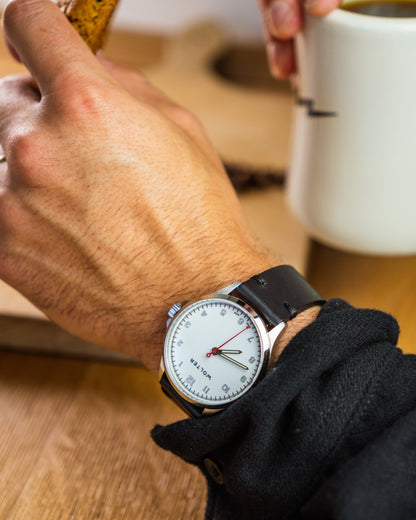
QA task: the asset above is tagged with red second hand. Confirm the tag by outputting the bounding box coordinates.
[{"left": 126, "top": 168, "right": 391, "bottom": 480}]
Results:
[{"left": 206, "top": 325, "right": 250, "bottom": 358}]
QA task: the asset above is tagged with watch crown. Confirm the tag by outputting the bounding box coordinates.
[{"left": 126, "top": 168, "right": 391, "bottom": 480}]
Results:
[
  {"left": 168, "top": 303, "right": 182, "bottom": 319},
  {"left": 166, "top": 303, "right": 182, "bottom": 328}
]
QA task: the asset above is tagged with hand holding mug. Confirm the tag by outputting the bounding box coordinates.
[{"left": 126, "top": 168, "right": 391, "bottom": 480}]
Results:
[
  {"left": 289, "top": 0, "right": 416, "bottom": 254},
  {"left": 257, "top": 0, "right": 341, "bottom": 78}
]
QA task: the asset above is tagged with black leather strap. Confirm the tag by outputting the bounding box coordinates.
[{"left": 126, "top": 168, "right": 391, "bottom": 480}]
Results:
[
  {"left": 232, "top": 265, "right": 325, "bottom": 328},
  {"left": 160, "top": 373, "right": 204, "bottom": 417}
]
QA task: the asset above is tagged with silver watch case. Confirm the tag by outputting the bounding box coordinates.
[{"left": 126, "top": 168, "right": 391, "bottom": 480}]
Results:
[{"left": 160, "top": 283, "right": 286, "bottom": 415}]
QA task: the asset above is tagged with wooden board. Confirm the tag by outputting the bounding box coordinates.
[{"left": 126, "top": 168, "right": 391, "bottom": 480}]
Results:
[
  {"left": 145, "top": 22, "right": 294, "bottom": 172},
  {"left": 0, "top": 352, "right": 205, "bottom": 519}
]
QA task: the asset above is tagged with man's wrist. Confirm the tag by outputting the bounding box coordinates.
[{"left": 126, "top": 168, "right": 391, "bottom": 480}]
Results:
[
  {"left": 270, "top": 305, "right": 321, "bottom": 366},
  {"left": 154, "top": 256, "right": 321, "bottom": 375},
  {"left": 145, "top": 251, "right": 275, "bottom": 375}
]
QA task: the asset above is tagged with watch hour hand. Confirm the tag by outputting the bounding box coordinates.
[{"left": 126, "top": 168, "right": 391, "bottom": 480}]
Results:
[
  {"left": 214, "top": 349, "right": 242, "bottom": 355},
  {"left": 218, "top": 352, "right": 249, "bottom": 370}
]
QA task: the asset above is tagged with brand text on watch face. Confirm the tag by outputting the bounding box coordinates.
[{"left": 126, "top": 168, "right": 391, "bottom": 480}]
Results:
[
  {"left": 165, "top": 299, "right": 263, "bottom": 407},
  {"left": 190, "top": 358, "right": 212, "bottom": 380}
]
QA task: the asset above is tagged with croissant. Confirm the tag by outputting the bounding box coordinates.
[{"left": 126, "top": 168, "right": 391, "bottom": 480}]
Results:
[{"left": 57, "top": 0, "right": 120, "bottom": 52}]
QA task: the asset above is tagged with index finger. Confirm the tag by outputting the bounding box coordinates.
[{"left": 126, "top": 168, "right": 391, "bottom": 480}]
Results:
[{"left": 2, "top": 0, "right": 106, "bottom": 92}]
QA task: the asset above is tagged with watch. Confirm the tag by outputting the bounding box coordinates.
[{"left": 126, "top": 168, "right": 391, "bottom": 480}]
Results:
[{"left": 159, "top": 265, "right": 324, "bottom": 417}]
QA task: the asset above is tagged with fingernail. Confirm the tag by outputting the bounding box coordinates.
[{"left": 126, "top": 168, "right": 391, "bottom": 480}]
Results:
[{"left": 268, "top": 1, "right": 292, "bottom": 34}]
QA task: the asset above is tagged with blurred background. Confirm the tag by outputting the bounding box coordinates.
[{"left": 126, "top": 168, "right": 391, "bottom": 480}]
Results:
[{"left": 0, "top": 0, "right": 264, "bottom": 42}]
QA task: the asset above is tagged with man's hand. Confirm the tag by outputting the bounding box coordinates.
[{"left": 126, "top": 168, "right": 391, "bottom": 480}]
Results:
[
  {"left": 0, "top": 0, "right": 274, "bottom": 374},
  {"left": 258, "top": 0, "right": 341, "bottom": 78}
]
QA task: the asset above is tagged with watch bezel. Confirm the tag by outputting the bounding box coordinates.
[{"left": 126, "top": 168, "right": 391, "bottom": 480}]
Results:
[{"left": 161, "top": 292, "right": 273, "bottom": 412}]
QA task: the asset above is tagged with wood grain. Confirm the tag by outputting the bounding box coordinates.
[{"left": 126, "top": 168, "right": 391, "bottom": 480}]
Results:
[
  {"left": 145, "top": 22, "right": 294, "bottom": 172},
  {"left": 0, "top": 354, "right": 206, "bottom": 519}
]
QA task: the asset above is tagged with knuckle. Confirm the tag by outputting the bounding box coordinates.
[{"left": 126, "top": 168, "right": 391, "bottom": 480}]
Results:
[
  {"left": 168, "top": 105, "right": 204, "bottom": 134},
  {"left": 74, "top": 84, "right": 110, "bottom": 116},
  {"left": 0, "top": 74, "right": 23, "bottom": 89},
  {"left": 53, "top": 71, "right": 114, "bottom": 122},
  {"left": 8, "top": 132, "right": 40, "bottom": 172},
  {"left": 7, "top": 131, "right": 50, "bottom": 186}
]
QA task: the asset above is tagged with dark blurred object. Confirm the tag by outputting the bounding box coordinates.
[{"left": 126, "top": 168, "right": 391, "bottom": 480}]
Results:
[
  {"left": 224, "top": 162, "right": 285, "bottom": 192},
  {"left": 0, "top": 315, "right": 136, "bottom": 364},
  {"left": 212, "top": 44, "right": 291, "bottom": 93}
]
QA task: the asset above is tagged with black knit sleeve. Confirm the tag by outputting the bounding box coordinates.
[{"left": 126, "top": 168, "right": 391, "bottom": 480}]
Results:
[{"left": 151, "top": 299, "right": 416, "bottom": 520}]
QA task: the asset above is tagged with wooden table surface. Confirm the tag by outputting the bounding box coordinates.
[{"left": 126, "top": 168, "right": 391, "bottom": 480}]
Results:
[{"left": 0, "top": 25, "right": 415, "bottom": 520}]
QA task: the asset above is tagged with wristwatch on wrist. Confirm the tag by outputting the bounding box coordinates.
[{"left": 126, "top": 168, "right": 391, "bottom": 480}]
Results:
[{"left": 159, "top": 265, "right": 325, "bottom": 417}]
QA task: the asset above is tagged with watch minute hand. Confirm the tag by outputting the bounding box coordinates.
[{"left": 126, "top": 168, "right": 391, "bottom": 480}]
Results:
[{"left": 218, "top": 352, "right": 249, "bottom": 370}]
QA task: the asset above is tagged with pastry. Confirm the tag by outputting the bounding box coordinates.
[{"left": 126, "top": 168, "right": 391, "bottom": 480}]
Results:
[{"left": 57, "top": 0, "right": 120, "bottom": 52}]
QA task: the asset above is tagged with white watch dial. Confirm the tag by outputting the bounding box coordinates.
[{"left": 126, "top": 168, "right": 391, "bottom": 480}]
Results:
[{"left": 164, "top": 298, "right": 266, "bottom": 408}]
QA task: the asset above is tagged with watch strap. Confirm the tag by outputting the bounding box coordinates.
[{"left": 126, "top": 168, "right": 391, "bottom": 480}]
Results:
[
  {"left": 160, "top": 373, "right": 204, "bottom": 417},
  {"left": 232, "top": 265, "right": 324, "bottom": 328}
]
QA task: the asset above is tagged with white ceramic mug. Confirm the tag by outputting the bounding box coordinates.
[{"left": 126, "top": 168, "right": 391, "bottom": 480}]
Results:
[{"left": 289, "top": 2, "right": 416, "bottom": 255}]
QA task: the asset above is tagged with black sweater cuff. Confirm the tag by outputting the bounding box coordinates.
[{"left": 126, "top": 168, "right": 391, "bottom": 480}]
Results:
[{"left": 152, "top": 299, "right": 416, "bottom": 519}]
